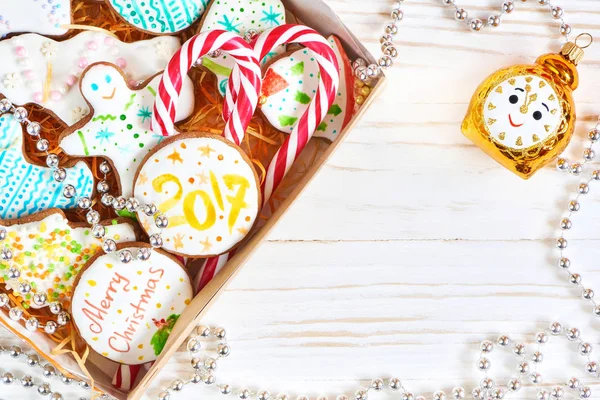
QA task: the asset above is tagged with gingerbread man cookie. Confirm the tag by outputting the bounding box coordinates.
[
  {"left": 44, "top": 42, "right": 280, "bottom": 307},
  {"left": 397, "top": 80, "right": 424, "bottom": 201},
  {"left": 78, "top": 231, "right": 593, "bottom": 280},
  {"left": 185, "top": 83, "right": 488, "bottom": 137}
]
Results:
[
  {"left": 260, "top": 36, "right": 356, "bottom": 142},
  {"left": 59, "top": 63, "right": 195, "bottom": 198},
  {"left": 0, "top": 32, "right": 183, "bottom": 126},
  {"left": 0, "top": 113, "right": 94, "bottom": 219},
  {"left": 199, "top": 0, "right": 286, "bottom": 95},
  {"left": 133, "top": 133, "right": 261, "bottom": 258},
  {"left": 0, "top": 209, "right": 137, "bottom": 306},
  {"left": 71, "top": 245, "right": 193, "bottom": 364},
  {"left": 0, "top": 0, "right": 71, "bottom": 37},
  {"left": 107, "top": 0, "right": 208, "bottom": 34}
]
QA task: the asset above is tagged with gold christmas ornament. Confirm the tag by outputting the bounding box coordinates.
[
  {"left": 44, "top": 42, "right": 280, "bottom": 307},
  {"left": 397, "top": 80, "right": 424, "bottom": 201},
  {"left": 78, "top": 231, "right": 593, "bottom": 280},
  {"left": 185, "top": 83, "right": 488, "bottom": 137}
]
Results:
[{"left": 462, "top": 34, "right": 592, "bottom": 179}]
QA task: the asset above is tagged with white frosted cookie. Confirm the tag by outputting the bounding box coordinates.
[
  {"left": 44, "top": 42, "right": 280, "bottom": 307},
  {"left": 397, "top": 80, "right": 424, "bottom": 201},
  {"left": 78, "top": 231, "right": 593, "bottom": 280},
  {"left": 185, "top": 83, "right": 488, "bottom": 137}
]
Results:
[
  {"left": 0, "top": 113, "right": 94, "bottom": 219},
  {"left": 260, "top": 36, "right": 356, "bottom": 142},
  {"left": 199, "top": 0, "right": 286, "bottom": 95},
  {"left": 71, "top": 245, "right": 193, "bottom": 364},
  {"left": 133, "top": 133, "right": 261, "bottom": 258},
  {"left": 0, "top": 32, "right": 182, "bottom": 126},
  {"left": 0, "top": 0, "right": 71, "bottom": 37},
  {"left": 0, "top": 210, "right": 136, "bottom": 306},
  {"left": 59, "top": 63, "right": 195, "bottom": 198}
]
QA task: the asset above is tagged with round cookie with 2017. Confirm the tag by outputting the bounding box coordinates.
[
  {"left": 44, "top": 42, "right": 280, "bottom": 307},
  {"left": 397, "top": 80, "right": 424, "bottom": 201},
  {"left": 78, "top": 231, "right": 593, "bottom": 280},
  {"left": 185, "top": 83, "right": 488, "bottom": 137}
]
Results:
[
  {"left": 133, "top": 133, "right": 261, "bottom": 258},
  {"left": 71, "top": 245, "right": 193, "bottom": 365}
]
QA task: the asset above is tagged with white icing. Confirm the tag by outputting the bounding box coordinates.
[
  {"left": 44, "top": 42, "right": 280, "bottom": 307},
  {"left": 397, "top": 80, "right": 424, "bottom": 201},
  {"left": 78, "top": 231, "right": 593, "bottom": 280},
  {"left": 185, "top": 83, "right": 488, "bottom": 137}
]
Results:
[
  {"left": 71, "top": 247, "right": 193, "bottom": 364},
  {"left": 0, "top": 0, "right": 70, "bottom": 37},
  {"left": 59, "top": 63, "right": 195, "bottom": 198},
  {"left": 199, "top": 0, "right": 286, "bottom": 96},
  {"left": 0, "top": 211, "right": 136, "bottom": 306},
  {"left": 134, "top": 136, "right": 260, "bottom": 257},
  {"left": 0, "top": 32, "right": 182, "bottom": 126},
  {"left": 483, "top": 75, "right": 562, "bottom": 149},
  {"left": 260, "top": 36, "right": 353, "bottom": 141}
]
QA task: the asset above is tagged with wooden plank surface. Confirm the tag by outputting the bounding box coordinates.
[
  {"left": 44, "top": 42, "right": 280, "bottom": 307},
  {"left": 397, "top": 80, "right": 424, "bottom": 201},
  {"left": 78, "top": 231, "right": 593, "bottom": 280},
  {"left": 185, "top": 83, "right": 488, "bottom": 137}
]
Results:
[{"left": 2, "top": 0, "right": 600, "bottom": 399}]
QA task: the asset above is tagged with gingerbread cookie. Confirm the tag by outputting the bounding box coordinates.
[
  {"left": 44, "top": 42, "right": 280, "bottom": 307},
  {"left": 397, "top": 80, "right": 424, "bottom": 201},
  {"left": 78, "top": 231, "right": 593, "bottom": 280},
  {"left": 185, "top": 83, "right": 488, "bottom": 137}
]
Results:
[
  {"left": 0, "top": 32, "right": 183, "bottom": 126},
  {"left": 59, "top": 63, "right": 195, "bottom": 198},
  {"left": 1, "top": 0, "right": 71, "bottom": 37},
  {"left": 0, "top": 209, "right": 136, "bottom": 306},
  {"left": 0, "top": 113, "right": 94, "bottom": 219},
  {"left": 107, "top": 0, "right": 207, "bottom": 34},
  {"left": 71, "top": 244, "right": 193, "bottom": 364},
  {"left": 260, "top": 36, "right": 356, "bottom": 142},
  {"left": 199, "top": 0, "right": 286, "bottom": 96},
  {"left": 133, "top": 133, "right": 261, "bottom": 257}
]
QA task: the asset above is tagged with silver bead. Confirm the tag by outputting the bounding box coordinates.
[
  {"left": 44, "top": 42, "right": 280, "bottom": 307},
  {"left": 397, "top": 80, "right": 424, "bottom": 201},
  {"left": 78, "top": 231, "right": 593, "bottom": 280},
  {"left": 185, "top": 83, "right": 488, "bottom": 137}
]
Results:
[
  {"left": 8, "top": 267, "right": 20, "bottom": 279},
  {"left": 56, "top": 311, "right": 70, "bottom": 326},
  {"left": 46, "top": 154, "right": 59, "bottom": 168},
  {"left": 13, "top": 107, "right": 28, "bottom": 122},
  {"left": 171, "top": 379, "right": 184, "bottom": 391},
  {"left": 550, "top": 322, "right": 563, "bottom": 335},
  {"left": 379, "top": 35, "right": 393, "bottom": 44},
  {"left": 560, "top": 24, "right": 572, "bottom": 36},
  {"left": 532, "top": 351, "right": 543, "bottom": 363},
  {"left": 239, "top": 389, "right": 251, "bottom": 399},
  {"left": 0, "top": 227, "right": 5, "bottom": 241},
  {"left": 97, "top": 181, "right": 110, "bottom": 194},
  {"left": 384, "top": 45, "right": 398, "bottom": 59},
  {"left": 155, "top": 215, "right": 169, "bottom": 229},
  {"left": 61, "top": 376, "right": 73, "bottom": 385},
  {"left": 49, "top": 301, "right": 62, "bottom": 314},
  {"left": 187, "top": 338, "right": 201, "bottom": 353},
  {"left": 518, "top": 361, "right": 529, "bottom": 374},
  {"left": 218, "top": 343, "right": 231, "bottom": 357},
  {"left": 77, "top": 196, "right": 92, "bottom": 210},
  {"left": 191, "top": 357, "right": 202, "bottom": 370},
  {"left": 25, "top": 317, "right": 39, "bottom": 331},
  {"left": 0, "top": 293, "right": 8, "bottom": 307},
  {"left": 9, "top": 307, "right": 23, "bottom": 321},
  {"left": 371, "top": 378, "right": 384, "bottom": 391},
  {"left": 508, "top": 379, "right": 521, "bottom": 392},
  {"left": 389, "top": 377, "right": 401, "bottom": 390},
  {"left": 502, "top": 1, "right": 515, "bottom": 13},
  {"left": 536, "top": 332, "right": 549, "bottom": 344},
  {"left": 204, "top": 357, "right": 217, "bottom": 370},
  {"left": 385, "top": 23, "right": 398, "bottom": 35},
  {"left": 582, "top": 289, "right": 594, "bottom": 301},
  {"left": 36, "top": 139, "right": 49, "bottom": 152},
  {"left": 297, "top": 396, "right": 309, "bottom": 400},
  {"left": 136, "top": 247, "right": 152, "bottom": 261},
  {"left": 530, "top": 372, "right": 542, "bottom": 384},
  {"left": 472, "top": 388, "right": 482, "bottom": 399},
  {"left": 355, "top": 66, "right": 368, "bottom": 81},
  {"left": 454, "top": 8, "right": 468, "bottom": 20},
  {"left": 488, "top": 15, "right": 501, "bottom": 26},
  {"left": 557, "top": 158, "right": 570, "bottom": 171},
  {"left": 579, "top": 183, "right": 590, "bottom": 194},
  {"left": 491, "top": 388, "right": 504, "bottom": 400},
  {"left": 9, "top": 345, "right": 22, "bottom": 358},
  {"left": 53, "top": 168, "right": 67, "bottom": 182},
  {"left": 355, "top": 389, "right": 368, "bottom": 400},
  {"left": 513, "top": 343, "right": 526, "bottom": 356},
  {"left": 103, "top": 239, "right": 117, "bottom": 253},
  {"left": 580, "top": 342, "right": 593, "bottom": 355},
  {"left": 567, "top": 377, "right": 580, "bottom": 389},
  {"left": 26, "top": 122, "right": 41, "bottom": 136},
  {"left": 18, "top": 281, "right": 31, "bottom": 295},
  {"left": 538, "top": 0, "right": 550, "bottom": 5},
  {"left": 402, "top": 393, "right": 414, "bottom": 400},
  {"left": 378, "top": 55, "right": 393, "bottom": 68},
  {"left": 197, "top": 325, "right": 211, "bottom": 337},
  {"left": 38, "top": 383, "right": 52, "bottom": 395},
  {"left": 560, "top": 218, "right": 572, "bottom": 230},
  {"left": 583, "top": 149, "right": 595, "bottom": 161},
  {"left": 452, "top": 387, "right": 465, "bottom": 400},
  {"left": 594, "top": 305, "right": 600, "bottom": 316},
  {"left": 145, "top": 203, "right": 159, "bottom": 216},
  {"left": 481, "top": 377, "right": 495, "bottom": 389},
  {"left": 570, "top": 163, "right": 583, "bottom": 176},
  {"left": 556, "top": 237, "right": 567, "bottom": 249},
  {"left": 44, "top": 321, "right": 58, "bottom": 334},
  {"left": 569, "top": 200, "right": 580, "bottom": 212},
  {"left": 42, "top": 364, "right": 56, "bottom": 378},
  {"left": 592, "top": 170, "right": 600, "bottom": 180},
  {"left": 79, "top": 381, "right": 91, "bottom": 390},
  {"left": 118, "top": 250, "right": 133, "bottom": 264},
  {"left": 353, "top": 58, "right": 367, "bottom": 69},
  {"left": 1, "top": 372, "right": 14, "bottom": 384},
  {"left": 99, "top": 161, "right": 112, "bottom": 174},
  {"left": 63, "top": 184, "right": 76, "bottom": 199},
  {"left": 92, "top": 224, "right": 106, "bottom": 239},
  {"left": 258, "top": 390, "right": 270, "bottom": 400},
  {"left": 537, "top": 390, "right": 550, "bottom": 400},
  {"left": 497, "top": 335, "right": 510, "bottom": 346},
  {"left": 21, "top": 375, "right": 34, "bottom": 387},
  {"left": 433, "top": 391, "right": 446, "bottom": 400},
  {"left": 101, "top": 194, "right": 114, "bottom": 207},
  {"left": 126, "top": 198, "right": 140, "bottom": 213},
  {"left": 0, "top": 98, "right": 13, "bottom": 112},
  {"left": 366, "top": 64, "right": 380, "bottom": 78},
  {"left": 477, "top": 357, "right": 491, "bottom": 370},
  {"left": 149, "top": 234, "right": 163, "bottom": 248},
  {"left": 580, "top": 387, "right": 592, "bottom": 399},
  {"left": 469, "top": 19, "right": 483, "bottom": 31},
  {"left": 1, "top": 247, "right": 13, "bottom": 260},
  {"left": 551, "top": 386, "right": 564, "bottom": 399},
  {"left": 86, "top": 210, "right": 100, "bottom": 225},
  {"left": 589, "top": 129, "right": 600, "bottom": 142},
  {"left": 51, "top": 392, "right": 64, "bottom": 399},
  {"left": 158, "top": 391, "right": 171, "bottom": 400},
  {"left": 570, "top": 273, "right": 581, "bottom": 285},
  {"left": 220, "top": 384, "right": 232, "bottom": 394},
  {"left": 26, "top": 354, "right": 39, "bottom": 366},
  {"left": 112, "top": 196, "right": 126, "bottom": 210},
  {"left": 586, "top": 361, "right": 598, "bottom": 375},
  {"left": 189, "top": 373, "right": 201, "bottom": 384},
  {"left": 391, "top": 8, "right": 404, "bottom": 21}
]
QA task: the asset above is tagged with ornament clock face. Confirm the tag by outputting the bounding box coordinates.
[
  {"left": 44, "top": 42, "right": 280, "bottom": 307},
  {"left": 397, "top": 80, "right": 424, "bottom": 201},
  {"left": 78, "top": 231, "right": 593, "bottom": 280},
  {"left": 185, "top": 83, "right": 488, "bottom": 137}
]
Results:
[{"left": 483, "top": 75, "right": 562, "bottom": 150}]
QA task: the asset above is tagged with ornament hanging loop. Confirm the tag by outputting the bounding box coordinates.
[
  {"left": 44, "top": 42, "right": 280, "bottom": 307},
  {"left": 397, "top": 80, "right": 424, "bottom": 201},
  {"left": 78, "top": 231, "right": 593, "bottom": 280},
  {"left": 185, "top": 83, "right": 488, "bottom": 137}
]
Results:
[{"left": 575, "top": 33, "right": 593, "bottom": 49}]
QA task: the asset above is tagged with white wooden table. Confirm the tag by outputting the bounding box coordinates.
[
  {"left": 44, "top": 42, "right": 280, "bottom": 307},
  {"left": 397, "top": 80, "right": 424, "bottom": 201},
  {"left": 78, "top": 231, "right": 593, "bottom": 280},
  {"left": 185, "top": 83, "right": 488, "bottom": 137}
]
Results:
[{"left": 2, "top": 0, "right": 600, "bottom": 398}]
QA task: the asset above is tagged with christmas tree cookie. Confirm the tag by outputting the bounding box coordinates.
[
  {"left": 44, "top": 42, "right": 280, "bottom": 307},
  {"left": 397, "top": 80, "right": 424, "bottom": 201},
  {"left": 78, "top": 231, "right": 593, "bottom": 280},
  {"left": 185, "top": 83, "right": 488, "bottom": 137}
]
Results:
[
  {"left": 199, "top": 0, "right": 286, "bottom": 96},
  {"left": 0, "top": 113, "right": 94, "bottom": 219},
  {"left": 59, "top": 63, "right": 195, "bottom": 198},
  {"left": 260, "top": 36, "right": 356, "bottom": 142}
]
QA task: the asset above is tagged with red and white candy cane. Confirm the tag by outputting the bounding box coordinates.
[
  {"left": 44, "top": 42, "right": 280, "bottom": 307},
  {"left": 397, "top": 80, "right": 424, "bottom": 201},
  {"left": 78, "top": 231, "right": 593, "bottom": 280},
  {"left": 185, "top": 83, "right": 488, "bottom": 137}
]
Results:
[
  {"left": 151, "top": 29, "right": 262, "bottom": 146},
  {"left": 195, "top": 25, "right": 340, "bottom": 291}
]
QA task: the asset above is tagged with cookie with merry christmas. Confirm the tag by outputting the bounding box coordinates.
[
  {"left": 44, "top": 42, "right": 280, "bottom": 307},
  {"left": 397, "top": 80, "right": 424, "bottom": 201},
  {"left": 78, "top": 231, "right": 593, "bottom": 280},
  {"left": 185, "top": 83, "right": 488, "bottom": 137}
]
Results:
[
  {"left": 58, "top": 62, "right": 195, "bottom": 198},
  {"left": 198, "top": 0, "right": 287, "bottom": 96},
  {"left": 0, "top": 32, "right": 183, "bottom": 126},
  {"left": 1, "top": 0, "right": 71, "bottom": 37},
  {"left": 259, "top": 35, "right": 356, "bottom": 142},
  {"left": 0, "top": 209, "right": 137, "bottom": 308},
  {"left": 0, "top": 113, "right": 94, "bottom": 220}
]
